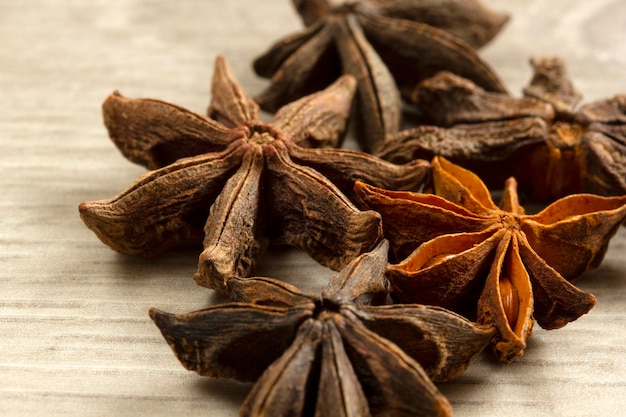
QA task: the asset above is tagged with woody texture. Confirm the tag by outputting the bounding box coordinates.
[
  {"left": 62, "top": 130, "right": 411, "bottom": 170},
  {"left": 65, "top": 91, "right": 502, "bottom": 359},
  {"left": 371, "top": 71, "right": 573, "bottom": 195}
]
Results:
[
  {"left": 78, "top": 56, "right": 428, "bottom": 294},
  {"left": 254, "top": 0, "right": 508, "bottom": 150},
  {"left": 151, "top": 241, "right": 494, "bottom": 417}
]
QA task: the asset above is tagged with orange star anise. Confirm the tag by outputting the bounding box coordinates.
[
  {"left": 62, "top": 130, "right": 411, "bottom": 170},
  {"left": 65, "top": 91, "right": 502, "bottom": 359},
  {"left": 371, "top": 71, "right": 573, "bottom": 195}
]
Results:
[{"left": 355, "top": 156, "right": 626, "bottom": 362}]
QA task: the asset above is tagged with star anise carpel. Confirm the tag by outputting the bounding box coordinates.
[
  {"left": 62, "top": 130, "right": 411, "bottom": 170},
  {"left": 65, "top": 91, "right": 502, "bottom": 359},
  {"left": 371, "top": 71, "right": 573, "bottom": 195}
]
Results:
[
  {"left": 377, "top": 56, "right": 626, "bottom": 202},
  {"left": 355, "top": 156, "right": 626, "bottom": 363},
  {"left": 150, "top": 240, "right": 494, "bottom": 417},
  {"left": 78, "top": 56, "right": 429, "bottom": 294},
  {"left": 254, "top": 0, "right": 508, "bottom": 151}
]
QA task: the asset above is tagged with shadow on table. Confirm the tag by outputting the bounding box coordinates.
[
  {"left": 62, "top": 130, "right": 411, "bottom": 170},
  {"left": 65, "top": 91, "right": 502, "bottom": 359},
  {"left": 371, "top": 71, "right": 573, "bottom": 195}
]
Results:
[{"left": 192, "top": 377, "right": 252, "bottom": 409}]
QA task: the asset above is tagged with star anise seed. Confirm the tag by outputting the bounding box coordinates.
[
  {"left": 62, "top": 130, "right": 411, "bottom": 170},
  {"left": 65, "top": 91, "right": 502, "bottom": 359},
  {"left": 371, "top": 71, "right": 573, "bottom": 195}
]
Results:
[
  {"left": 254, "top": 0, "right": 508, "bottom": 151},
  {"left": 150, "top": 240, "right": 494, "bottom": 417},
  {"left": 355, "top": 156, "right": 626, "bottom": 362},
  {"left": 78, "top": 56, "right": 428, "bottom": 294}
]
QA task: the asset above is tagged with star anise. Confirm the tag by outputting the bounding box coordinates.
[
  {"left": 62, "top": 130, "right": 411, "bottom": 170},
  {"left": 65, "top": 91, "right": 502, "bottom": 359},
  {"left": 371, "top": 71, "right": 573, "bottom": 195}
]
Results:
[
  {"left": 150, "top": 240, "right": 494, "bottom": 417},
  {"left": 377, "top": 57, "right": 626, "bottom": 202},
  {"left": 253, "top": 0, "right": 508, "bottom": 151},
  {"left": 355, "top": 157, "right": 626, "bottom": 363},
  {"left": 78, "top": 56, "right": 428, "bottom": 294}
]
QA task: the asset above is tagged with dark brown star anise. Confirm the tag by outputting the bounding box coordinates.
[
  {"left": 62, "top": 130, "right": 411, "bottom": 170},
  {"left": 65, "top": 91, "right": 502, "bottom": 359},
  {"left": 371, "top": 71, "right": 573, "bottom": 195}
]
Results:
[
  {"left": 150, "top": 240, "right": 494, "bottom": 417},
  {"left": 377, "top": 57, "right": 626, "bottom": 202},
  {"left": 355, "top": 157, "right": 626, "bottom": 363},
  {"left": 78, "top": 56, "right": 428, "bottom": 294},
  {"left": 253, "top": 0, "right": 508, "bottom": 151}
]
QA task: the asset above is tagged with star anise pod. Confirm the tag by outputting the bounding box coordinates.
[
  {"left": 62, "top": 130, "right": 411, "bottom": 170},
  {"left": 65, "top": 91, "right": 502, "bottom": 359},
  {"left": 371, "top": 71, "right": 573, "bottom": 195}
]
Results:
[
  {"left": 78, "top": 56, "right": 428, "bottom": 294},
  {"left": 355, "top": 157, "right": 626, "bottom": 363},
  {"left": 377, "top": 57, "right": 626, "bottom": 202},
  {"left": 150, "top": 240, "right": 494, "bottom": 417},
  {"left": 253, "top": 0, "right": 508, "bottom": 151}
]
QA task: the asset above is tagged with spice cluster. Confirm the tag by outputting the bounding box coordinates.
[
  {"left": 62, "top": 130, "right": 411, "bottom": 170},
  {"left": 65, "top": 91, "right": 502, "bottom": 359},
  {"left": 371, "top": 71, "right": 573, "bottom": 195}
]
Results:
[{"left": 79, "top": 1, "right": 626, "bottom": 416}]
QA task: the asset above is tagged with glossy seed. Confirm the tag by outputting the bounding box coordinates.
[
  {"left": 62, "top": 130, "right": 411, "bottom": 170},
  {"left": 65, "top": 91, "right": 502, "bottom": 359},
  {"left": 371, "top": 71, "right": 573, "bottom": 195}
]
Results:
[{"left": 499, "top": 277, "right": 519, "bottom": 329}]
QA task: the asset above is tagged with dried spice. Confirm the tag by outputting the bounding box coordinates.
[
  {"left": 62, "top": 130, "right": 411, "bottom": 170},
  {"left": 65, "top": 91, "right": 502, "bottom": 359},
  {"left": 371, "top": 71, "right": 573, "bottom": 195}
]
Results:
[
  {"left": 355, "top": 157, "right": 626, "bottom": 362},
  {"left": 78, "top": 56, "right": 428, "bottom": 294},
  {"left": 150, "top": 240, "right": 494, "bottom": 417},
  {"left": 378, "top": 57, "right": 626, "bottom": 202},
  {"left": 254, "top": 0, "right": 508, "bottom": 150}
]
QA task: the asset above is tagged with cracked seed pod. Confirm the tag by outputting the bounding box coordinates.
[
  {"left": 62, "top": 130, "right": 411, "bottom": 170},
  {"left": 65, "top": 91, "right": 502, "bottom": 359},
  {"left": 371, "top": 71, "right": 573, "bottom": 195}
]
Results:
[{"left": 356, "top": 156, "right": 626, "bottom": 362}]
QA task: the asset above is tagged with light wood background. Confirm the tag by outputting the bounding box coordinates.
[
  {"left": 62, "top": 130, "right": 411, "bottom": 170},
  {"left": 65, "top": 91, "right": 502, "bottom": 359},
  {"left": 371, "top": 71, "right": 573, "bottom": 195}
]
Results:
[{"left": 1, "top": 1, "right": 625, "bottom": 416}]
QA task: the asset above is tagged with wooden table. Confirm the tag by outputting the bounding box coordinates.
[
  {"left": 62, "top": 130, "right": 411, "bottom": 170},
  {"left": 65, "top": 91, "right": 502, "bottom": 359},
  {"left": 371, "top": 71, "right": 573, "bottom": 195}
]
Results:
[{"left": 2, "top": 1, "right": 625, "bottom": 416}]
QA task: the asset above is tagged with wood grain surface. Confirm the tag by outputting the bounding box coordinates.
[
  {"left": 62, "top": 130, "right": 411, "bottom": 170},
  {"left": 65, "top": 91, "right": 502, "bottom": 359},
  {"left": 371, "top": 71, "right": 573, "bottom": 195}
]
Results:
[{"left": 1, "top": 1, "right": 625, "bottom": 416}]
